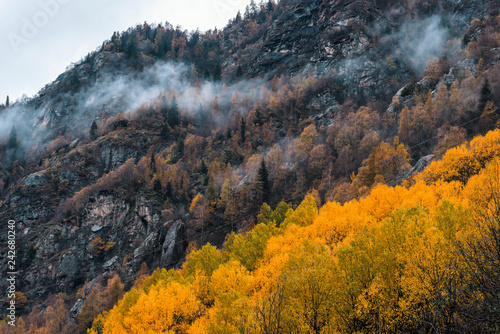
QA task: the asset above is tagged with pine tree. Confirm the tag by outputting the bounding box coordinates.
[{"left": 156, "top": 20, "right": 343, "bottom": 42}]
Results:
[
  {"left": 150, "top": 153, "right": 156, "bottom": 174},
  {"left": 125, "top": 33, "right": 139, "bottom": 59},
  {"left": 257, "top": 159, "right": 271, "bottom": 203},
  {"left": 266, "top": 0, "right": 274, "bottom": 13},
  {"left": 240, "top": 117, "right": 246, "bottom": 142},
  {"left": 165, "top": 182, "right": 173, "bottom": 199},
  {"left": 8, "top": 126, "right": 18, "bottom": 150},
  {"left": 160, "top": 122, "right": 171, "bottom": 140},
  {"left": 90, "top": 120, "right": 98, "bottom": 140},
  {"left": 249, "top": 0, "right": 258, "bottom": 16},
  {"left": 168, "top": 96, "right": 180, "bottom": 126},
  {"left": 161, "top": 95, "right": 168, "bottom": 118},
  {"left": 70, "top": 70, "right": 80, "bottom": 88},
  {"left": 479, "top": 78, "right": 493, "bottom": 113},
  {"left": 236, "top": 65, "right": 243, "bottom": 77},
  {"left": 5, "top": 95, "right": 9, "bottom": 107},
  {"left": 153, "top": 178, "right": 162, "bottom": 194},
  {"left": 213, "top": 64, "right": 222, "bottom": 81},
  {"left": 235, "top": 11, "right": 242, "bottom": 23},
  {"left": 178, "top": 137, "right": 184, "bottom": 155},
  {"left": 200, "top": 160, "right": 208, "bottom": 174}
]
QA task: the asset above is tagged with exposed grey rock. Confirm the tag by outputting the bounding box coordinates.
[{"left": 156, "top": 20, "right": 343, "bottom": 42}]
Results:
[
  {"left": 388, "top": 58, "right": 478, "bottom": 117},
  {"left": 68, "top": 275, "right": 105, "bottom": 321},
  {"left": 83, "top": 194, "right": 129, "bottom": 228},
  {"left": 60, "top": 255, "right": 79, "bottom": 277},
  {"left": 161, "top": 220, "right": 184, "bottom": 267},
  {"left": 134, "top": 231, "right": 159, "bottom": 259},
  {"left": 405, "top": 155, "right": 434, "bottom": 180},
  {"left": 104, "top": 256, "right": 119, "bottom": 270},
  {"left": 69, "top": 298, "right": 84, "bottom": 321},
  {"left": 309, "top": 92, "right": 339, "bottom": 121},
  {"left": 24, "top": 172, "right": 48, "bottom": 187},
  {"left": 237, "top": 175, "right": 250, "bottom": 190},
  {"left": 91, "top": 225, "right": 103, "bottom": 232},
  {"left": 99, "top": 144, "right": 135, "bottom": 173},
  {"left": 135, "top": 195, "right": 161, "bottom": 234},
  {"left": 387, "top": 85, "right": 413, "bottom": 116}
]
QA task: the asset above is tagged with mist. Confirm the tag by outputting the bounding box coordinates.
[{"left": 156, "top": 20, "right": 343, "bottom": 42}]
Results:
[
  {"left": 392, "top": 15, "right": 449, "bottom": 72},
  {"left": 67, "top": 61, "right": 267, "bottom": 125},
  {"left": 0, "top": 60, "right": 268, "bottom": 155}
]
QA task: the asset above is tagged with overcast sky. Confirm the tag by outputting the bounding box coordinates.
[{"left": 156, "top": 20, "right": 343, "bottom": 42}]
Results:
[{"left": 0, "top": 0, "right": 250, "bottom": 104}]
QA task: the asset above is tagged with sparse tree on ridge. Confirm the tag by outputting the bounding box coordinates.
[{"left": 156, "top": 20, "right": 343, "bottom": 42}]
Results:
[
  {"left": 267, "top": 0, "right": 275, "bottom": 12},
  {"left": 90, "top": 120, "right": 98, "bottom": 140}
]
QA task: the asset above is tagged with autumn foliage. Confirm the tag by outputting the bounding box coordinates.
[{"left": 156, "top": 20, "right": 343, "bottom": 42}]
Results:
[{"left": 83, "top": 130, "right": 500, "bottom": 333}]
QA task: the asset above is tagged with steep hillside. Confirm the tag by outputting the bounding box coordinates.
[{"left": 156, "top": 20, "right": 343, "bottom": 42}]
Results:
[
  {"left": 84, "top": 128, "right": 500, "bottom": 333},
  {"left": 0, "top": 0, "right": 500, "bottom": 332}
]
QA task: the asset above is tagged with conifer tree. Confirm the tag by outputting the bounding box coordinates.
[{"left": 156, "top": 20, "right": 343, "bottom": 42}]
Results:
[
  {"left": 257, "top": 159, "right": 271, "bottom": 203},
  {"left": 125, "top": 33, "right": 139, "bottom": 59},
  {"left": 235, "top": 11, "right": 242, "bottom": 23},
  {"left": 90, "top": 120, "right": 98, "bottom": 140},
  {"left": 150, "top": 153, "right": 156, "bottom": 174},
  {"left": 200, "top": 160, "right": 208, "bottom": 174},
  {"left": 165, "top": 182, "right": 173, "bottom": 199},
  {"left": 160, "top": 122, "right": 171, "bottom": 140},
  {"left": 8, "top": 126, "right": 18, "bottom": 150},
  {"left": 161, "top": 95, "right": 168, "bottom": 118},
  {"left": 178, "top": 137, "right": 184, "bottom": 155},
  {"left": 213, "top": 64, "right": 222, "bottom": 81},
  {"left": 153, "top": 178, "right": 162, "bottom": 194},
  {"left": 236, "top": 65, "right": 243, "bottom": 77},
  {"left": 479, "top": 78, "right": 493, "bottom": 113},
  {"left": 267, "top": 0, "right": 274, "bottom": 12},
  {"left": 240, "top": 117, "right": 246, "bottom": 142},
  {"left": 168, "top": 96, "right": 180, "bottom": 126}
]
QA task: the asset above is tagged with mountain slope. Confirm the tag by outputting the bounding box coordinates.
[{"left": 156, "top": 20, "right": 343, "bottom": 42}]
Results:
[
  {"left": 0, "top": 0, "right": 499, "bottom": 331},
  {"left": 88, "top": 128, "right": 500, "bottom": 333}
]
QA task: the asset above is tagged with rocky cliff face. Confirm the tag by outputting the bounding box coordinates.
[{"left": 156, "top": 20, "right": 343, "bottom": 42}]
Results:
[
  {"left": 229, "top": 0, "right": 493, "bottom": 103},
  {"left": 2, "top": 189, "right": 186, "bottom": 310}
]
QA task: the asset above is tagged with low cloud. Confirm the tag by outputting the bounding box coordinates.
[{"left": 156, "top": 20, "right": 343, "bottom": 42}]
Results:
[
  {"left": 1, "top": 60, "right": 267, "bottom": 154},
  {"left": 392, "top": 15, "right": 449, "bottom": 72}
]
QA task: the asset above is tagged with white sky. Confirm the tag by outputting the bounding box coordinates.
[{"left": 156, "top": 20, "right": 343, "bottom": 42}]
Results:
[{"left": 0, "top": 0, "right": 250, "bottom": 104}]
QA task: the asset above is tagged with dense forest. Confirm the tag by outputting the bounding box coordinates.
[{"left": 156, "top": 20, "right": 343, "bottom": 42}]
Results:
[
  {"left": 86, "top": 129, "right": 500, "bottom": 333},
  {"left": 1, "top": 0, "right": 500, "bottom": 332},
  {"left": 7, "top": 129, "right": 500, "bottom": 333}
]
